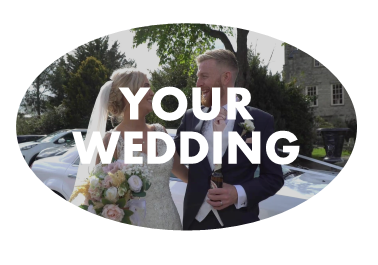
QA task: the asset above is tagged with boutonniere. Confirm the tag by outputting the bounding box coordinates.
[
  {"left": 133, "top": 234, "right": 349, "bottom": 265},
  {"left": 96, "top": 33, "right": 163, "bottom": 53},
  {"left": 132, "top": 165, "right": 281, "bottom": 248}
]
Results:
[{"left": 239, "top": 120, "right": 255, "bottom": 137}]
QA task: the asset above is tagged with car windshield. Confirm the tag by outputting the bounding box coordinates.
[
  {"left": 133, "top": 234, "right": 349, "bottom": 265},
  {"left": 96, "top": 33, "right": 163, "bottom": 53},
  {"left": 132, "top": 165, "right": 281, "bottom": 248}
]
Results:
[
  {"left": 35, "top": 129, "right": 71, "bottom": 143},
  {"left": 63, "top": 133, "right": 86, "bottom": 147}
]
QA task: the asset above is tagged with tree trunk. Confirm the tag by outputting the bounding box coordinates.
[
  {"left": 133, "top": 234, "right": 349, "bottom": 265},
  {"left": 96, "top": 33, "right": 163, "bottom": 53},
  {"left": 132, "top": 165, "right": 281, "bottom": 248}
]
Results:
[
  {"left": 36, "top": 75, "right": 41, "bottom": 118},
  {"left": 235, "top": 28, "right": 249, "bottom": 89}
]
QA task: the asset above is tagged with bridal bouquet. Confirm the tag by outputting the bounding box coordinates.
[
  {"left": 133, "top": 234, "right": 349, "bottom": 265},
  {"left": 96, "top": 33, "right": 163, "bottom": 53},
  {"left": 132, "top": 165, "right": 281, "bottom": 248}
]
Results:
[{"left": 69, "top": 160, "right": 152, "bottom": 225}]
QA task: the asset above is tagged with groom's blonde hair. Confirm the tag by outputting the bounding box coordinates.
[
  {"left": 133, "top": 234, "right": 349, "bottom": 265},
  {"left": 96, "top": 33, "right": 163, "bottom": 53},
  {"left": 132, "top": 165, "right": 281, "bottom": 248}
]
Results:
[
  {"left": 108, "top": 68, "right": 147, "bottom": 125},
  {"left": 196, "top": 49, "right": 239, "bottom": 84}
]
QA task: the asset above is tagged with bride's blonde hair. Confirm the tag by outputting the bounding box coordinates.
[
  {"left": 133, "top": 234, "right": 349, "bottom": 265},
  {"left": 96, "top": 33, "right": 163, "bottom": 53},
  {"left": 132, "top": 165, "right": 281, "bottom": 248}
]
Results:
[{"left": 108, "top": 68, "right": 147, "bottom": 126}]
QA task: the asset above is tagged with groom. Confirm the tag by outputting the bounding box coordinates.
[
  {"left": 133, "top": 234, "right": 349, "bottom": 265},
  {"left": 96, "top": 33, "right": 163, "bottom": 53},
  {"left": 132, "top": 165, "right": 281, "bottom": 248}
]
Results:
[{"left": 174, "top": 49, "right": 284, "bottom": 230}]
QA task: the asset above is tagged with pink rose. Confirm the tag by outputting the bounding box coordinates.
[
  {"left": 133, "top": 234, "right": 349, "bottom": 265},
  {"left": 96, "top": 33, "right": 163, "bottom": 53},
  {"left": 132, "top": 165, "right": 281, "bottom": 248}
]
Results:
[
  {"left": 88, "top": 187, "right": 102, "bottom": 201},
  {"left": 101, "top": 204, "right": 124, "bottom": 222},
  {"left": 102, "top": 175, "right": 112, "bottom": 188},
  {"left": 102, "top": 164, "right": 116, "bottom": 174},
  {"left": 102, "top": 160, "right": 125, "bottom": 174}
]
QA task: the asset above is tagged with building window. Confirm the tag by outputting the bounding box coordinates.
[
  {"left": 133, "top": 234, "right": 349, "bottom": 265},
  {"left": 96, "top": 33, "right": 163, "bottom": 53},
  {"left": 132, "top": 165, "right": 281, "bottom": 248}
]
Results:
[
  {"left": 314, "top": 59, "right": 323, "bottom": 67},
  {"left": 331, "top": 84, "right": 344, "bottom": 105},
  {"left": 306, "top": 86, "right": 318, "bottom": 106}
]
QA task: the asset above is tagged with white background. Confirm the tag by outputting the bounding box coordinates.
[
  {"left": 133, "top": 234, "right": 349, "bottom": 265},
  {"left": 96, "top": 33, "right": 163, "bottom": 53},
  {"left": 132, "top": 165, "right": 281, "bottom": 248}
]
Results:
[{"left": 1, "top": 1, "right": 377, "bottom": 264}]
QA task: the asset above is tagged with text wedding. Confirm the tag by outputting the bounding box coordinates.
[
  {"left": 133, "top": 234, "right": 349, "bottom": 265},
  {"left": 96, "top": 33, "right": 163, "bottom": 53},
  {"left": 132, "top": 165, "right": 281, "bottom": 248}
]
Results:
[{"left": 73, "top": 87, "right": 299, "bottom": 165}]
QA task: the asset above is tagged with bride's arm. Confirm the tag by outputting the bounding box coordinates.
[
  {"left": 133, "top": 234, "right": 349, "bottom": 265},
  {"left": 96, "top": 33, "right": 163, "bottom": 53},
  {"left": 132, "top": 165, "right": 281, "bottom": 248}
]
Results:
[
  {"left": 95, "top": 133, "right": 117, "bottom": 165},
  {"left": 172, "top": 151, "right": 188, "bottom": 183}
]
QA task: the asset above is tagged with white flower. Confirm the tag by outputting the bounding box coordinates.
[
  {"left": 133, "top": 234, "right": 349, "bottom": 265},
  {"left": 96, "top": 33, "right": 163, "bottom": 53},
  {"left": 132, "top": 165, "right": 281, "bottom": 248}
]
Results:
[
  {"left": 105, "top": 187, "right": 119, "bottom": 202},
  {"left": 244, "top": 120, "right": 255, "bottom": 131},
  {"left": 88, "top": 205, "right": 96, "bottom": 214},
  {"left": 239, "top": 120, "right": 255, "bottom": 137},
  {"left": 92, "top": 163, "right": 104, "bottom": 174},
  {"left": 89, "top": 176, "right": 101, "bottom": 189},
  {"left": 128, "top": 175, "right": 143, "bottom": 193},
  {"left": 118, "top": 185, "right": 127, "bottom": 196},
  {"left": 93, "top": 163, "right": 102, "bottom": 171}
]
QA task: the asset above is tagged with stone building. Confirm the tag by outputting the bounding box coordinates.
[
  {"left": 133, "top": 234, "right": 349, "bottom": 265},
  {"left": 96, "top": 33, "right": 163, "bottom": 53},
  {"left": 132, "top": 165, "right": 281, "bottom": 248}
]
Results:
[{"left": 283, "top": 44, "right": 356, "bottom": 122}]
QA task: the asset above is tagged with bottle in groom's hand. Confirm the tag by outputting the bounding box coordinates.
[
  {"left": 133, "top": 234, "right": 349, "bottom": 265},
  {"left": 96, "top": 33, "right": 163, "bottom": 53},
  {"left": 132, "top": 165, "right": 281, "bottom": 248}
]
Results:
[{"left": 210, "top": 164, "right": 223, "bottom": 189}]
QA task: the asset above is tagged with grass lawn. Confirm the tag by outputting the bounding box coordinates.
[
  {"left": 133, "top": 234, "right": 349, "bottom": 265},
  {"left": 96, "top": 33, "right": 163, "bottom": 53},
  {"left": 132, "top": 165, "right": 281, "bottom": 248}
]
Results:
[{"left": 312, "top": 147, "right": 351, "bottom": 160}]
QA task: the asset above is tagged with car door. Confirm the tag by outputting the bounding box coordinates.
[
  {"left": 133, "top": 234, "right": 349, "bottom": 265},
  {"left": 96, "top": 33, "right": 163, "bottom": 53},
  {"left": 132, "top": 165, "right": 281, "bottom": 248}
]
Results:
[{"left": 62, "top": 155, "right": 80, "bottom": 199}]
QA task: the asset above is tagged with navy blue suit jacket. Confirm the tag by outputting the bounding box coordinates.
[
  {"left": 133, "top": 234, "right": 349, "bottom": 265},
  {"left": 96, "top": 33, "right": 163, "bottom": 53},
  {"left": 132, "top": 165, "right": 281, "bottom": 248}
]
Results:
[{"left": 174, "top": 106, "right": 284, "bottom": 230}]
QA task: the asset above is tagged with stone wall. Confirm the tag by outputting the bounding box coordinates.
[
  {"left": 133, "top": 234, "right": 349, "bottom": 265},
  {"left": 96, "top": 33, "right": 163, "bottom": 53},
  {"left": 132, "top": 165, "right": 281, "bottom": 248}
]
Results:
[{"left": 283, "top": 45, "right": 356, "bottom": 122}]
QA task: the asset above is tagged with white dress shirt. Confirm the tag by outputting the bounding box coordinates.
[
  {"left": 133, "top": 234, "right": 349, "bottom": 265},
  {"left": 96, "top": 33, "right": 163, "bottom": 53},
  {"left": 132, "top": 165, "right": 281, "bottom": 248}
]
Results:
[{"left": 194, "top": 105, "right": 248, "bottom": 225}]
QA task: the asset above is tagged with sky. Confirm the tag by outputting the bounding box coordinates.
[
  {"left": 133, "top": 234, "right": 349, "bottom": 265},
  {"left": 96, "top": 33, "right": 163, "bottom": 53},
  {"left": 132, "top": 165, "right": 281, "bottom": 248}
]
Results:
[{"left": 108, "top": 27, "right": 285, "bottom": 78}]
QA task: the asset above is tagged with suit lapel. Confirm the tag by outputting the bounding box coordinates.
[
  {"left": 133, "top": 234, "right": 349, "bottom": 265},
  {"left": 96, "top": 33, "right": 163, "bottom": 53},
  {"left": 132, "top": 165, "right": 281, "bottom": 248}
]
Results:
[
  {"left": 220, "top": 119, "right": 234, "bottom": 158},
  {"left": 193, "top": 107, "right": 212, "bottom": 174},
  {"left": 194, "top": 107, "right": 210, "bottom": 134},
  {"left": 233, "top": 108, "right": 244, "bottom": 135},
  {"left": 222, "top": 107, "right": 246, "bottom": 159}
]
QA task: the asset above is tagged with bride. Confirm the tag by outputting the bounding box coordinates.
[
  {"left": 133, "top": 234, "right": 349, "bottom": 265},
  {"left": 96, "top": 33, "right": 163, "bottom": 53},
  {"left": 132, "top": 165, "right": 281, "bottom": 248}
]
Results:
[{"left": 72, "top": 68, "right": 188, "bottom": 230}]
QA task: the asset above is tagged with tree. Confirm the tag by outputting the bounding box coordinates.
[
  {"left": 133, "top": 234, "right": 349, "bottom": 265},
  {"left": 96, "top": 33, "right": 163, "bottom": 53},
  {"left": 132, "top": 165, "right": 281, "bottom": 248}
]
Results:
[
  {"left": 45, "top": 57, "right": 69, "bottom": 108},
  {"left": 16, "top": 105, "right": 69, "bottom": 135},
  {"left": 132, "top": 24, "right": 251, "bottom": 88},
  {"left": 18, "top": 35, "right": 136, "bottom": 135},
  {"left": 21, "top": 61, "right": 57, "bottom": 117},
  {"left": 63, "top": 57, "right": 108, "bottom": 128},
  {"left": 46, "top": 35, "right": 134, "bottom": 110},
  {"left": 148, "top": 52, "right": 198, "bottom": 128},
  {"left": 66, "top": 36, "right": 135, "bottom": 77},
  {"left": 45, "top": 36, "right": 135, "bottom": 123}
]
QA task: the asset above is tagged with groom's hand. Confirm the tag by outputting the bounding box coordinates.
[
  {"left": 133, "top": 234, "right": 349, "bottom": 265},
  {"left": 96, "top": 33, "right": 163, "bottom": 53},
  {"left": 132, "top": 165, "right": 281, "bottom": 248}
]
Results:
[
  {"left": 213, "top": 108, "right": 227, "bottom": 132},
  {"left": 207, "top": 183, "right": 238, "bottom": 210}
]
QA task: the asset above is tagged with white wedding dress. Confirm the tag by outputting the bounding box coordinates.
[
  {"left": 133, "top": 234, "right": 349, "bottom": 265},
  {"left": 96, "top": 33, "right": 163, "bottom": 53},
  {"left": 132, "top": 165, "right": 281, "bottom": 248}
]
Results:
[{"left": 107, "top": 123, "right": 182, "bottom": 230}]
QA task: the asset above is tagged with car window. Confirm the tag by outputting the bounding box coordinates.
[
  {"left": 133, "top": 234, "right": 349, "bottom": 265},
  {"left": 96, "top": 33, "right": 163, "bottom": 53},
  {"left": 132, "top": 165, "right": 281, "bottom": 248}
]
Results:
[
  {"left": 62, "top": 132, "right": 86, "bottom": 147},
  {"left": 73, "top": 156, "right": 80, "bottom": 165},
  {"left": 36, "top": 129, "right": 70, "bottom": 143},
  {"left": 60, "top": 132, "right": 75, "bottom": 143}
]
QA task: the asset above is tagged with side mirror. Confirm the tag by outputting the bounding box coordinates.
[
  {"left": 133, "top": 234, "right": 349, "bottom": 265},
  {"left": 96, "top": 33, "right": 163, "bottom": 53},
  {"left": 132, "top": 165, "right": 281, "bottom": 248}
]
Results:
[{"left": 58, "top": 138, "right": 65, "bottom": 144}]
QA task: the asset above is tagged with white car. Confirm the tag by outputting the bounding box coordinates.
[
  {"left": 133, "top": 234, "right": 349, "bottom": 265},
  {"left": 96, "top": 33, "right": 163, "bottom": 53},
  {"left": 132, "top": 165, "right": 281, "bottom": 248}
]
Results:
[
  {"left": 32, "top": 147, "right": 80, "bottom": 199},
  {"left": 19, "top": 129, "right": 87, "bottom": 167},
  {"left": 31, "top": 146, "right": 338, "bottom": 221},
  {"left": 169, "top": 167, "right": 337, "bottom": 222}
]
